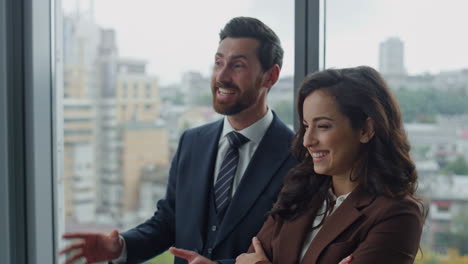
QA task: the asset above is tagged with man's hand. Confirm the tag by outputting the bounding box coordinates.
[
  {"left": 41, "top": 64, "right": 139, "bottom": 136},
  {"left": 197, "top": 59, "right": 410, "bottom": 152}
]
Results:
[
  {"left": 169, "top": 247, "right": 217, "bottom": 264},
  {"left": 59, "top": 229, "right": 124, "bottom": 264},
  {"left": 235, "top": 237, "right": 270, "bottom": 264},
  {"left": 338, "top": 255, "right": 353, "bottom": 264}
]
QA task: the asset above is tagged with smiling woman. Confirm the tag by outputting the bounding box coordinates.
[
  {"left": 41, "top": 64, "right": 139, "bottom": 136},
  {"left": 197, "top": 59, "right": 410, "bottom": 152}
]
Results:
[
  {"left": 236, "top": 66, "right": 425, "bottom": 264},
  {"left": 301, "top": 89, "right": 368, "bottom": 190}
]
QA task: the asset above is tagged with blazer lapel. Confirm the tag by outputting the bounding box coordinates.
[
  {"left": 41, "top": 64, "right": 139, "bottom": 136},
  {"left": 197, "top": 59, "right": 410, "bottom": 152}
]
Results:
[
  {"left": 275, "top": 196, "right": 323, "bottom": 264},
  {"left": 186, "top": 120, "right": 223, "bottom": 246},
  {"left": 301, "top": 186, "right": 375, "bottom": 263},
  {"left": 214, "top": 115, "right": 292, "bottom": 247}
]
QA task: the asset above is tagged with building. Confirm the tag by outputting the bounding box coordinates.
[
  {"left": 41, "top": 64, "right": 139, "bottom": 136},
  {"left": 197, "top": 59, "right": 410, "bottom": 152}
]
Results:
[
  {"left": 62, "top": 14, "right": 100, "bottom": 223},
  {"left": 62, "top": 13, "right": 170, "bottom": 227},
  {"left": 379, "top": 37, "right": 406, "bottom": 77},
  {"left": 120, "top": 122, "right": 169, "bottom": 213},
  {"left": 180, "top": 71, "right": 210, "bottom": 106},
  {"left": 424, "top": 174, "right": 468, "bottom": 252},
  {"left": 63, "top": 100, "right": 97, "bottom": 222}
]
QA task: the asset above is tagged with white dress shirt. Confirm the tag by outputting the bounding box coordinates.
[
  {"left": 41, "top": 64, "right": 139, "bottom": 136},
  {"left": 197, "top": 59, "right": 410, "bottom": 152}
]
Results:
[
  {"left": 299, "top": 190, "right": 351, "bottom": 261},
  {"left": 112, "top": 109, "right": 274, "bottom": 263},
  {"left": 213, "top": 109, "right": 273, "bottom": 195}
]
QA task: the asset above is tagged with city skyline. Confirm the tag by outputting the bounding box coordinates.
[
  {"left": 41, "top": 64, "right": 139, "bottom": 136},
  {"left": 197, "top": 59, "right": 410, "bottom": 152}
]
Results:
[
  {"left": 62, "top": 0, "right": 468, "bottom": 85},
  {"left": 58, "top": 3, "right": 468, "bottom": 261}
]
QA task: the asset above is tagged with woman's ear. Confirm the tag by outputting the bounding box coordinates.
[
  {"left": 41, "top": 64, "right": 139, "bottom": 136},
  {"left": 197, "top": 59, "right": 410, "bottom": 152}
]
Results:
[{"left": 360, "top": 118, "right": 375, "bottom": 143}]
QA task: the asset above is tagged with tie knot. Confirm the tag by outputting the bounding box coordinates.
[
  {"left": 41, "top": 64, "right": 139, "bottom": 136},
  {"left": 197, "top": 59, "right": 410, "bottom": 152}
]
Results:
[{"left": 226, "top": 131, "right": 249, "bottom": 148}]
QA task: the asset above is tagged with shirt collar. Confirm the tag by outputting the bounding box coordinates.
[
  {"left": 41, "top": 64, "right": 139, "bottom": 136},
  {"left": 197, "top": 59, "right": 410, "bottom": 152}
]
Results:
[
  {"left": 328, "top": 188, "right": 351, "bottom": 203},
  {"left": 221, "top": 108, "right": 273, "bottom": 144}
]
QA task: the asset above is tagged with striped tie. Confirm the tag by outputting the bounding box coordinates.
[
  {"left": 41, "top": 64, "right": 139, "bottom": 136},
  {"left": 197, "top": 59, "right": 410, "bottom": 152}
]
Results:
[{"left": 214, "top": 131, "right": 249, "bottom": 215}]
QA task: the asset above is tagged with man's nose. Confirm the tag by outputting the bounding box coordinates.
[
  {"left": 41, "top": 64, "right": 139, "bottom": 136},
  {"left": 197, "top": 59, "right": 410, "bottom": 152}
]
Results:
[{"left": 216, "top": 65, "right": 231, "bottom": 83}]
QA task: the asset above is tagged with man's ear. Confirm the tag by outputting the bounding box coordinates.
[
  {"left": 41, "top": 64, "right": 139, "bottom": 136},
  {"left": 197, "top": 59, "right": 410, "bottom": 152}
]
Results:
[
  {"left": 262, "top": 64, "right": 280, "bottom": 89},
  {"left": 360, "top": 118, "right": 375, "bottom": 143}
]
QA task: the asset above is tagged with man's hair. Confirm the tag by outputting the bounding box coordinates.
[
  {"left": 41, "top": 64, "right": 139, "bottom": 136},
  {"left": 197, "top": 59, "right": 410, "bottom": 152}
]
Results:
[{"left": 219, "top": 16, "right": 283, "bottom": 71}]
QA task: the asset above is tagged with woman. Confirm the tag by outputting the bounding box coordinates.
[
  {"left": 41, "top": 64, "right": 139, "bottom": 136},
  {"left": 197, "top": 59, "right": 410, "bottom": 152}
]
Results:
[{"left": 236, "top": 66, "right": 425, "bottom": 264}]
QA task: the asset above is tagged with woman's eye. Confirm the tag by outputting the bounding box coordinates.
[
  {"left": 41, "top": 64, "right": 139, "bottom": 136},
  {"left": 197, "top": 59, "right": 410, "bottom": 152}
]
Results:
[{"left": 318, "top": 124, "right": 330, "bottom": 129}]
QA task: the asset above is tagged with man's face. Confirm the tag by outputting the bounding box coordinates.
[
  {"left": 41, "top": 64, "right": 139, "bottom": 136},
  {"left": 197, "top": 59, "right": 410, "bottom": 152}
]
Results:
[{"left": 211, "top": 37, "right": 266, "bottom": 116}]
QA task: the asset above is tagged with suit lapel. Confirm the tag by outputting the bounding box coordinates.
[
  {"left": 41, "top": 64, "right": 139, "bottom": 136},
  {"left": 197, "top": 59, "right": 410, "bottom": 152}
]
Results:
[
  {"left": 214, "top": 115, "right": 292, "bottom": 247},
  {"left": 301, "top": 187, "right": 375, "bottom": 263},
  {"left": 187, "top": 120, "right": 223, "bottom": 246}
]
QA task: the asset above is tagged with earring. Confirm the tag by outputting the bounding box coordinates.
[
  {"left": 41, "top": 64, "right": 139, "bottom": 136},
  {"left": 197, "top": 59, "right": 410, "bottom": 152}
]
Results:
[{"left": 361, "top": 137, "right": 368, "bottom": 143}]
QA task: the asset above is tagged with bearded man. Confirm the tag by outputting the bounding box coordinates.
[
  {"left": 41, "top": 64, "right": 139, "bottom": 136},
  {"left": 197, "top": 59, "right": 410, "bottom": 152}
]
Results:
[{"left": 61, "top": 16, "right": 297, "bottom": 264}]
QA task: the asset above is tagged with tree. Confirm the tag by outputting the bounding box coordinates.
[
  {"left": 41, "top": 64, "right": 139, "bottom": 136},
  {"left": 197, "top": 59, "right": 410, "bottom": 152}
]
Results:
[
  {"left": 394, "top": 88, "right": 468, "bottom": 123},
  {"left": 442, "top": 156, "right": 468, "bottom": 175}
]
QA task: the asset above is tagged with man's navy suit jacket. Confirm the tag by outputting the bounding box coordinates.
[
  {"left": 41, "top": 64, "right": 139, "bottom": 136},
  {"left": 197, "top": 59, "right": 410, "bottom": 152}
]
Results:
[{"left": 121, "top": 113, "right": 298, "bottom": 264}]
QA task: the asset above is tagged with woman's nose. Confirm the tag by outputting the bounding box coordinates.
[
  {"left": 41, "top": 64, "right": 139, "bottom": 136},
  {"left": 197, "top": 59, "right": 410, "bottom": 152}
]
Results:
[{"left": 303, "top": 130, "right": 318, "bottom": 148}]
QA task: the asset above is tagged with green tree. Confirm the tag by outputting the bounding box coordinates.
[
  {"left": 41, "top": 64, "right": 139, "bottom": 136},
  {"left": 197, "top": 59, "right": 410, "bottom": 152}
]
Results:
[
  {"left": 394, "top": 88, "right": 468, "bottom": 123},
  {"left": 442, "top": 156, "right": 468, "bottom": 175}
]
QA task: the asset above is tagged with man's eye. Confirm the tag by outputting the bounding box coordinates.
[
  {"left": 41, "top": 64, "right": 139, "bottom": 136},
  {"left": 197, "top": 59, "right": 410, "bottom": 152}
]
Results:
[{"left": 233, "top": 63, "right": 244, "bottom": 68}]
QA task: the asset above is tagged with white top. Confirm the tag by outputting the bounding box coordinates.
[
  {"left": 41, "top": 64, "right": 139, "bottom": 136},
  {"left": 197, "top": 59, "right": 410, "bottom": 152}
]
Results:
[
  {"left": 299, "top": 190, "right": 351, "bottom": 261},
  {"left": 112, "top": 109, "right": 274, "bottom": 263}
]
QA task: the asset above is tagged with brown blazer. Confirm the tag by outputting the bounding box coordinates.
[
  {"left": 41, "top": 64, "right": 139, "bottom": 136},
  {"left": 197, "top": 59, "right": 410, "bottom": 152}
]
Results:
[{"left": 248, "top": 186, "right": 424, "bottom": 264}]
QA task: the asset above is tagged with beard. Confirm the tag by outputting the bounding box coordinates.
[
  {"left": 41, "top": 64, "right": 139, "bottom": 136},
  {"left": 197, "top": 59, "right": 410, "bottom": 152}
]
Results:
[{"left": 211, "top": 77, "right": 262, "bottom": 116}]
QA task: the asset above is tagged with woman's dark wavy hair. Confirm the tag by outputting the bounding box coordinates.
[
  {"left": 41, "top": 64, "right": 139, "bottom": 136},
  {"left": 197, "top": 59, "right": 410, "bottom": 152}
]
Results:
[{"left": 271, "top": 66, "right": 419, "bottom": 221}]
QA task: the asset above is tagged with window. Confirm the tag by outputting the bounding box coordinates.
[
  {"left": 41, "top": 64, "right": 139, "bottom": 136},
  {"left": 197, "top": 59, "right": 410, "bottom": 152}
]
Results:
[
  {"left": 57, "top": 0, "right": 295, "bottom": 262},
  {"left": 325, "top": 0, "right": 468, "bottom": 260}
]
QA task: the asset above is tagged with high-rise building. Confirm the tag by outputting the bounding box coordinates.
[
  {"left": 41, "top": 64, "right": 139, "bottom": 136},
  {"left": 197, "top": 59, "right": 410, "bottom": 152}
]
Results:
[
  {"left": 63, "top": 13, "right": 100, "bottom": 223},
  {"left": 115, "top": 59, "right": 160, "bottom": 122},
  {"left": 379, "top": 37, "right": 406, "bottom": 77},
  {"left": 120, "top": 123, "right": 169, "bottom": 213},
  {"left": 63, "top": 12, "right": 170, "bottom": 227},
  {"left": 94, "top": 29, "right": 121, "bottom": 221},
  {"left": 114, "top": 58, "right": 169, "bottom": 214},
  {"left": 63, "top": 100, "right": 97, "bottom": 222}
]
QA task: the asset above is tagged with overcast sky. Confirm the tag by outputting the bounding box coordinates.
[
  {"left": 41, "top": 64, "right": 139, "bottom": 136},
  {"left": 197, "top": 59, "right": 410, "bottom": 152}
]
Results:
[
  {"left": 63, "top": 0, "right": 468, "bottom": 85},
  {"left": 325, "top": 0, "right": 468, "bottom": 75}
]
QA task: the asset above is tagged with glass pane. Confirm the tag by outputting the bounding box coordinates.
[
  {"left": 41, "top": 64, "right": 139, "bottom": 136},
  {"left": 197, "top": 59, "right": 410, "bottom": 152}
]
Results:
[
  {"left": 58, "top": 0, "right": 294, "bottom": 262},
  {"left": 326, "top": 0, "right": 468, "bottom": 262}
]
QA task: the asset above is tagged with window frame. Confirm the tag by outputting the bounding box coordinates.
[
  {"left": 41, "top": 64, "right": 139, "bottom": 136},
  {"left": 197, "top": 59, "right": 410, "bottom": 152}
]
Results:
[
  {"left": 1, "top": 0, "right": 58, "bottom": 262},
  {"left": 0, "top": 0, "right": 321, "bottom": 263},
  {"left": 294, "top": 0, "right": 323, "bottom": 127}
]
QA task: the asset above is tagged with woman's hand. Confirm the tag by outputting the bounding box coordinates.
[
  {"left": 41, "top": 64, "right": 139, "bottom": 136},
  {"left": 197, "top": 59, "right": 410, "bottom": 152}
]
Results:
[
  {"left": 169, "top": 247, "right": 216, "bottom": 264},
  {"left": 235, "top": 237, "right": 270, "bottom": 264},
  {"left": 169, "top": 247, "right": 217, "bottom": 264}
]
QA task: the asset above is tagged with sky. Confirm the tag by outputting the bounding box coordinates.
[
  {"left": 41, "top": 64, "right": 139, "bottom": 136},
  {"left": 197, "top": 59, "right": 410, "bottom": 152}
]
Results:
[
  {"left": 325, "top": 0, "right": 468, "bottom": 75},
  {"left": 62, "top": 0, "right": 468, "bottom": 85}
]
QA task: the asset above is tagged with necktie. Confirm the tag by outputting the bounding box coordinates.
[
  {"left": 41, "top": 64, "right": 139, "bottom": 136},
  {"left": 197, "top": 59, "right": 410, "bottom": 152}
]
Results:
[{"left": 214, "top": 131, "right": 249, "bottom": 215}]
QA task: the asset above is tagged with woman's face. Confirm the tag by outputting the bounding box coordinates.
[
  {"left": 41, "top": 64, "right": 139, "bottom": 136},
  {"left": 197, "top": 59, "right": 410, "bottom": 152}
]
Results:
[{"left": 302, "top": 90, "right": 364, "bottom": 179}]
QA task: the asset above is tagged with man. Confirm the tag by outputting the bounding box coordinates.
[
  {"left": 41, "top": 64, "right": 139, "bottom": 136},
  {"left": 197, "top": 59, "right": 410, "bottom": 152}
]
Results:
[{"left": 61, "top": 16, "right": 297, "bottom": 264}]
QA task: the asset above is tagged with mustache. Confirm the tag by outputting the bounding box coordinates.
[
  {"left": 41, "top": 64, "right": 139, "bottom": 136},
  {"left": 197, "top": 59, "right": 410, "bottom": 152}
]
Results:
[{"left": 215, "top": 81, "right": 239, "bottom": 90}]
